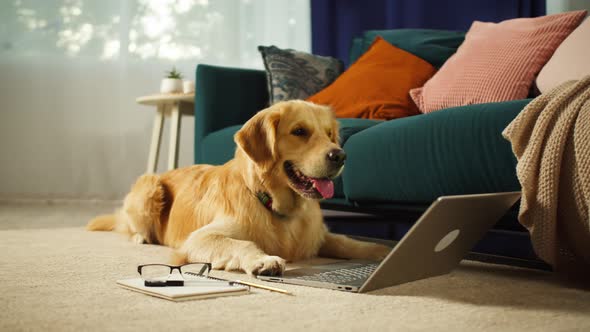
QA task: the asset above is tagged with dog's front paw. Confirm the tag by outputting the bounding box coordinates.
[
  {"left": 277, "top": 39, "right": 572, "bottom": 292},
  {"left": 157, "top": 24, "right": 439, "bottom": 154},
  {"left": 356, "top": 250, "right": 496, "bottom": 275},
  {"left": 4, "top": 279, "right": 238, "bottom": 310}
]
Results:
[
  {"left": 131, "top": 233, "right": 146, "bottom": 244},
  {"left": 365, "top": 243, "right": 391, "bottom": 261},
  {"left": 244, "top": 255, "right": 286, "bottom": 276}
]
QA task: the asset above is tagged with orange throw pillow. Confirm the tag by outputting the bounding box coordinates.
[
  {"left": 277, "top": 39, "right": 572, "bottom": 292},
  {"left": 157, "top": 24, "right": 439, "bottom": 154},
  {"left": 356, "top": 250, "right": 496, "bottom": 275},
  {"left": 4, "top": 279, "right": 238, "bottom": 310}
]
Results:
[{"left": 306, "top": 37, "right": 436, "bottom": 120}]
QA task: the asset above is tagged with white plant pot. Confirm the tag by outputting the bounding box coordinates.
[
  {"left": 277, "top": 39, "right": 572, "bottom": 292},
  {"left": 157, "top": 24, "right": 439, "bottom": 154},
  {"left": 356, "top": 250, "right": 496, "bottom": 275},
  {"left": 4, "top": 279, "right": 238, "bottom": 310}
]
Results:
[{"left": 160, "top": 78, "right": 183, "bottom": 93}]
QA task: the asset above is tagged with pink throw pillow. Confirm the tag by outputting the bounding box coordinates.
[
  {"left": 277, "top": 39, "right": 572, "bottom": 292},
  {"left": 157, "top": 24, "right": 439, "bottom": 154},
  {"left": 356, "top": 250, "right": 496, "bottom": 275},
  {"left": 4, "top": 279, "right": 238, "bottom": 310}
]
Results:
[{"left": 410, "top": 11, "right": 587, "bottom": 114}]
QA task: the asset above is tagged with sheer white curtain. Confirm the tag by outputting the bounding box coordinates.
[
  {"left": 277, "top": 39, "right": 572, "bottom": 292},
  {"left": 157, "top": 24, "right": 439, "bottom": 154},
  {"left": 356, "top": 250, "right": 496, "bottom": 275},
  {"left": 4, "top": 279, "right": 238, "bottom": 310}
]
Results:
[{"left": 0, "top": 0, "right": 310, "bottom": 199}]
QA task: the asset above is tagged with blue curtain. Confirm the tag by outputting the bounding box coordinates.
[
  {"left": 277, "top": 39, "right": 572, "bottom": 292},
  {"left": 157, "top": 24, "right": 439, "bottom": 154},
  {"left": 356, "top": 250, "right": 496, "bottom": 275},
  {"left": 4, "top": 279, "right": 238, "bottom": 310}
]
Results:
[{"left": 311, "top": 0, "right": 546, "bottom": 65}]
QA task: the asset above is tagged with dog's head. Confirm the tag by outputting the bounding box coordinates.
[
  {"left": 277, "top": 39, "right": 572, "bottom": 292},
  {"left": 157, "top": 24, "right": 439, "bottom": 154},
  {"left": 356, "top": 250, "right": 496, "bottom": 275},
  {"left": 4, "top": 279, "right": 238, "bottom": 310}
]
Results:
[{"left": 235, "top": 100, "right": 344, "bottom": 200}]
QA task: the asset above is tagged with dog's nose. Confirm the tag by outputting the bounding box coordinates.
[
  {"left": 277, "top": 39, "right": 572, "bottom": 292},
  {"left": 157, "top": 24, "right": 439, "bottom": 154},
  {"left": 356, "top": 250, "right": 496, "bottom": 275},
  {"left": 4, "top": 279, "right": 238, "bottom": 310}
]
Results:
[{"left": 326, "top": 149, "right": 346, "bottom": 167}]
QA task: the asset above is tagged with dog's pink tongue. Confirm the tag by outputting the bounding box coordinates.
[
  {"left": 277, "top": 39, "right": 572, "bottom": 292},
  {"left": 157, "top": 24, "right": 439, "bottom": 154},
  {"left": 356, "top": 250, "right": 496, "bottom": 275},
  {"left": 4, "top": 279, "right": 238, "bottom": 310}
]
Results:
[{"left": 312, "top": 179, "right": 334, "bottom": 199}]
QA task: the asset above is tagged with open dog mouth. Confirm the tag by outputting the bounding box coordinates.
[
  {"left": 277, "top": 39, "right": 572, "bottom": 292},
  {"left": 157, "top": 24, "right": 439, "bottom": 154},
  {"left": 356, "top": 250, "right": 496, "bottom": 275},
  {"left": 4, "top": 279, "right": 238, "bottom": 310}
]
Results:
[{"left": 284, "top": 161, "right": 334, "bottom": 199}]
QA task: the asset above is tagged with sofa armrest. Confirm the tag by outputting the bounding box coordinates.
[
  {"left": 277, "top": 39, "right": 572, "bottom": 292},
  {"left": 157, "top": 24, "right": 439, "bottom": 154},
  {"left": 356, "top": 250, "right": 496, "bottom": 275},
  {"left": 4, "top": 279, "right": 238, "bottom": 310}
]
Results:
[{"left": 195, "top": 64, "right": 269, "bottom": 163}]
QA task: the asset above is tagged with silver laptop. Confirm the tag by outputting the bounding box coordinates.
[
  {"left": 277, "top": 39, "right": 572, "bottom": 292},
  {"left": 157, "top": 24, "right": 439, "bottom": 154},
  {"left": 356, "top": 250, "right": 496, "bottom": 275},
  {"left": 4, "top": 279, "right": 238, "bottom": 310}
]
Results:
[{"left": 257, "top": 192, "right": 521, "bottom": 293}]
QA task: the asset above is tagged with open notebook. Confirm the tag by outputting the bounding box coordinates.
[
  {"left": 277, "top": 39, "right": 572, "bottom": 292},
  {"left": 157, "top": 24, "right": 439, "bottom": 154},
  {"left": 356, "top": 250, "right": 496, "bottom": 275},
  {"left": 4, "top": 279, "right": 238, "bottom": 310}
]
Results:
[{"left": 117, "top": 277, "right": 250, "bottom": 302}]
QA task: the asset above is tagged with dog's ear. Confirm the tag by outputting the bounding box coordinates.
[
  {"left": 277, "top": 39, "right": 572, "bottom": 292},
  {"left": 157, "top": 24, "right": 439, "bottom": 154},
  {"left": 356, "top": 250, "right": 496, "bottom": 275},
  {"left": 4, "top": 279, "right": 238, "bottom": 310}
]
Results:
[
  {"left": 331, "top": 117, "right": 341, "bottom": 145},
  {"left": 234, "top": 107, "right": 281, "bottom": 170}
]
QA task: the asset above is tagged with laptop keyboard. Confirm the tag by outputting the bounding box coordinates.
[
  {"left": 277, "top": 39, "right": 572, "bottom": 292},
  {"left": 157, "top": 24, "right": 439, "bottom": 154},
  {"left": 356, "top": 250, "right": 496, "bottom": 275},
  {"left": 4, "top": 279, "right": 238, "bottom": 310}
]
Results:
[{"left": 293, "top": 263, "right": 379, "bottom": 284}]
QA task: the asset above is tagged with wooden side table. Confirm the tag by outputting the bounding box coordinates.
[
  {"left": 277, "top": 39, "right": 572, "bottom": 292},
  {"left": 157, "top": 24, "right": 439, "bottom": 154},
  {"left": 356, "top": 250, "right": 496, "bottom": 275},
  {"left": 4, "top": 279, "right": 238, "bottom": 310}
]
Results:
[{"left": 136, "top": 93, "right": 195, "bottom": 173}]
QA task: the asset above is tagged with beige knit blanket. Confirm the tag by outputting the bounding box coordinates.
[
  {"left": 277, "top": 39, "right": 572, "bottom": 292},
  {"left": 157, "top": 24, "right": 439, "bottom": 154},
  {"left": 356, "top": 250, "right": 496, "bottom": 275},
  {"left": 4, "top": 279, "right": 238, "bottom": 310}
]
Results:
[{"left": 503, "top": 76, "right": 590, "bottom": 272}]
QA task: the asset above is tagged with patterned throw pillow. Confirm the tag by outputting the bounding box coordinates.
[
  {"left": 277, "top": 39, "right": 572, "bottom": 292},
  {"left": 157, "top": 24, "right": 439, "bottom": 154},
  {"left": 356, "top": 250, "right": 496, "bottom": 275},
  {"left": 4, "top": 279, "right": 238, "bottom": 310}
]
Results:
[{"left": 258, "top": 45, "right": 344, "bottom": 104}]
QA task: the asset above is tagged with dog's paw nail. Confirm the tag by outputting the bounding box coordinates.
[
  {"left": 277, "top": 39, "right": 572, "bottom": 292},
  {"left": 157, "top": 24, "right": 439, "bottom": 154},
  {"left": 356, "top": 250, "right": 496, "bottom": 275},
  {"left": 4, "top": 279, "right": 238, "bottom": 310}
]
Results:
[
  {"left": 131, "top": 233, "right": 146, "bottom": 244},
  {"left": 246, "top": 255, "right": 285, "bottom": 276},
  {"left": 259, "top": 269, "right": 273, "bottom": 276},
  {"left": 259, "top": 268, "right": 282, "bottom": 277}
]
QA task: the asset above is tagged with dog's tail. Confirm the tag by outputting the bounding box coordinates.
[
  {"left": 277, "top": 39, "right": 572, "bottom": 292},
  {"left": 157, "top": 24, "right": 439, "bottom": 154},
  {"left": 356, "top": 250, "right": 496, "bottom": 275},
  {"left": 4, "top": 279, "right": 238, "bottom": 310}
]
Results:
[
  {"left": 86, "top": 214, "right": 118, "bottom": 231},
  {"left": 86, "top": 174, "right": 166, "bottom": 244}
]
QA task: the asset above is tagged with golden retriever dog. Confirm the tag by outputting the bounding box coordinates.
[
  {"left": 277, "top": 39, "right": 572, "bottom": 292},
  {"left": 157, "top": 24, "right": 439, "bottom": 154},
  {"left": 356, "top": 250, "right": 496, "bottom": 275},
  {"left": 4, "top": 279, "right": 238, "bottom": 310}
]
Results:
[{"left": 87, "top": 100, "right": 390, "bottom": 276}]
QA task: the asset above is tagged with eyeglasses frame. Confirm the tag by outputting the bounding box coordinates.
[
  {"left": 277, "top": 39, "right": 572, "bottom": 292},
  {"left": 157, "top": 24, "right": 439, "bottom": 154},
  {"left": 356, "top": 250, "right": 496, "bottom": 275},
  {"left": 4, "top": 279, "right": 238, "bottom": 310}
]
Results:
[{"left": 137, "top": 263, "right": 212, "bottom": 279}]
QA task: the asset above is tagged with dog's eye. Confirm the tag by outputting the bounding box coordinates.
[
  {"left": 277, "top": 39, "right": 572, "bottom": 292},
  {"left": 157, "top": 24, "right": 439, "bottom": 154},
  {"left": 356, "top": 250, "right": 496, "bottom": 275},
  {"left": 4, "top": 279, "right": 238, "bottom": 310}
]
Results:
[
  {"left": 291, "top": 127, "right": 307, "bottom": 137},
  {"left": 327, "top": 130, "right": 332, "bottom": 138}
]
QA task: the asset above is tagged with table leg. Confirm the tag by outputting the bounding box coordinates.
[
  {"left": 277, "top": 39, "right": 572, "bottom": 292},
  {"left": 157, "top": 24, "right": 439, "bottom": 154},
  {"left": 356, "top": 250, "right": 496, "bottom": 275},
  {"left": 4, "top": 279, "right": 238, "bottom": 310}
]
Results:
[
  {"left": 147, "top": 105, "right": 165, "bottom": 174},
  {"left": 168, "top": 102, "right": 182, "bottom": 170}
]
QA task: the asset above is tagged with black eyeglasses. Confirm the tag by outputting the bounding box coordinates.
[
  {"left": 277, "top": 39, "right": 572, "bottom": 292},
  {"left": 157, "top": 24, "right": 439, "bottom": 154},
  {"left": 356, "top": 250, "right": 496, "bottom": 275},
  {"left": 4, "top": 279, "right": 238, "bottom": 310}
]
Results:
[{"left": 138, "top": 263, "right": 212, "bottom": 286}]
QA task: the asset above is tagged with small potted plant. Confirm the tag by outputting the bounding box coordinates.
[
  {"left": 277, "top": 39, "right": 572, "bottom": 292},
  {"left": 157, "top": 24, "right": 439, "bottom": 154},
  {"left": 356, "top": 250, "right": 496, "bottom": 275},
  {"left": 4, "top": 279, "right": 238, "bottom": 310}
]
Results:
[{"left": 160, "top": 67, "right": 183, "bottom": 93}]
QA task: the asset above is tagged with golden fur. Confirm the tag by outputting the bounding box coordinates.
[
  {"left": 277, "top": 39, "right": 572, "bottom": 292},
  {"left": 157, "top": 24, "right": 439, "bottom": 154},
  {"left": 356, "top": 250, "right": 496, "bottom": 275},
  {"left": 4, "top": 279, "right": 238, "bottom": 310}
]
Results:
[{"left": 87, "top": 100, "right": 390, "bottom": 275}]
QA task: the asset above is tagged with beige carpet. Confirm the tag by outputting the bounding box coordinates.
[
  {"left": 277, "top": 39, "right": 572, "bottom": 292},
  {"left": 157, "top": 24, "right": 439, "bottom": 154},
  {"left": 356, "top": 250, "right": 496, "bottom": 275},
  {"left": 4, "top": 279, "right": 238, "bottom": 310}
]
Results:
[{"left": 1, "top": 200, "right": 590, "bottom": 332}]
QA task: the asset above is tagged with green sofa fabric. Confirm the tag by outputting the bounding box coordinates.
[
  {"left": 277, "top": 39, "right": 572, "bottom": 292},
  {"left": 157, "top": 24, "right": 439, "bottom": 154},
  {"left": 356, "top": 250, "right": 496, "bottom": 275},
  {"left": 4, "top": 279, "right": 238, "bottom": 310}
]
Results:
[
  {"left": 195, "top": 65, "right": 269, "bottom": 164},
  {"left": 333, "top": 118, "right": 383, "bottom": 197},
  {"left": 348, "top": 37, "right": 364, "bottom": 66},
  {"left": 337, "top": 118, "right": 383, "bottom": 145},
  {"left": 342, "top": 99, "right": 532, "bottom": 203},
  {"left": 349, "top": 29, "right": 465, "bottom": 68},
  {"left": 200, "top": 125, "right": 242, "bottom": 166}
]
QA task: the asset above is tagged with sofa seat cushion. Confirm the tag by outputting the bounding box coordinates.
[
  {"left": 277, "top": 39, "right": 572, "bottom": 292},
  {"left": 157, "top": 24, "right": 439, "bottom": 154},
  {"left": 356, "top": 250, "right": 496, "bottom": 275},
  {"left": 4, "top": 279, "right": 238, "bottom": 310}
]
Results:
[
  {"left": 342, "top": 99, "right": 532, "bottom": 203},
  {"left": 337, "top": 118, "right": 383, "bottom": 145},
  {"left": 200, "top": 118, "right": 382, "bottom": 198},
  {"left": 332, "top": 118, "right": 383, "bottom": 197}
]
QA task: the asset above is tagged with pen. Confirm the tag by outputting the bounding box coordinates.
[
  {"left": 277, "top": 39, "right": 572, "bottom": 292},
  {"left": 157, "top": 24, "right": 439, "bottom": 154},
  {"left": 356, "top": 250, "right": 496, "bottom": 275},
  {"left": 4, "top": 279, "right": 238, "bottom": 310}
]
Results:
[{"left": 234, "top": 279, "right": 293, "bottom": 295}]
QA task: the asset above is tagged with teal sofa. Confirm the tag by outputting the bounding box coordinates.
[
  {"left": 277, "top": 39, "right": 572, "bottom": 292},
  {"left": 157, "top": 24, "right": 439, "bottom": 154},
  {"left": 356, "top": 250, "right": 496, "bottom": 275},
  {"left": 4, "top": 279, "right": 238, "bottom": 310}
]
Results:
[{"left": 193, "top": 29, "right": 544, "bottom": 266}]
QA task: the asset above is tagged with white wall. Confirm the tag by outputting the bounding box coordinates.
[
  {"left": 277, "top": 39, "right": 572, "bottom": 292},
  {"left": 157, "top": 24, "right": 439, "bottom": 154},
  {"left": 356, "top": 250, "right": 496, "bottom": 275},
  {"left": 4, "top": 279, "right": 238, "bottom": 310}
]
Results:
[
  {"left": 0, "top": 57, "right": 196, "bottom": 199},
  {"left": 0, "top": 0, "right": 310, "bottom": 200}
]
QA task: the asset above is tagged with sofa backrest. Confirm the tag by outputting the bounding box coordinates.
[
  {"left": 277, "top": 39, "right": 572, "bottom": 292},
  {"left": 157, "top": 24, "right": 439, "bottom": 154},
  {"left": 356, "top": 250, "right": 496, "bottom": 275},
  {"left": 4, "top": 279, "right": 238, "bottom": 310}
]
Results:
[{"left": 348, "top": 29, "right": 466, "bottom": 68}]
